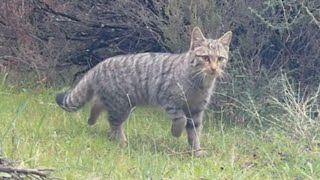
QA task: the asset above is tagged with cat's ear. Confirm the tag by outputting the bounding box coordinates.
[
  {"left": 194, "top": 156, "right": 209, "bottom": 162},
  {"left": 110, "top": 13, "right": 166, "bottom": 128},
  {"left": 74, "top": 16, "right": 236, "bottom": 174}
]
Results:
[
  {"left": 218, "top": 31, "right": 232, "bottom": 47},
  {"left": 190, "top": 27, "right": 206, "bottom": 50}
]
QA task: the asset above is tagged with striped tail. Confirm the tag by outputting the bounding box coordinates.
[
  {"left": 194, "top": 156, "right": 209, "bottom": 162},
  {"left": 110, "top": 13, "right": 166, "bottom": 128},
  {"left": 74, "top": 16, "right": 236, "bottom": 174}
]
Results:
[{"left": 55, "top": 74, "right": 94, "bottom": 112}]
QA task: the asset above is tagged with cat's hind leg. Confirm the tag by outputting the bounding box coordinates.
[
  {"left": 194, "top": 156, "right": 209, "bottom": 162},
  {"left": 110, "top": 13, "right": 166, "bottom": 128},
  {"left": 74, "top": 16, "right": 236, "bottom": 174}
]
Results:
[
  {"left": 88, "top": 99, "right": 105, "bottom": 125},
  {"left": 107, "top": 110, "right": 130, "bottom": 146}
]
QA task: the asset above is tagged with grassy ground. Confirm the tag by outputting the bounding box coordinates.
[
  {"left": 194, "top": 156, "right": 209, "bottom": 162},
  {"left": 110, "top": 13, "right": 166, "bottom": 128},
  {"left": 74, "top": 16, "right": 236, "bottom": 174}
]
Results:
[{"left": 0, "top": 85, "right": 319, "bottom": 179}]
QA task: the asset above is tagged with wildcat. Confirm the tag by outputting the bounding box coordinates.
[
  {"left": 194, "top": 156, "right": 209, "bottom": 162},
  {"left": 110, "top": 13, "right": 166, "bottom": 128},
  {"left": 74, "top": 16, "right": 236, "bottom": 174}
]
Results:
[{"left": 55, "top": 27, "right": 232, "bottom": 157}]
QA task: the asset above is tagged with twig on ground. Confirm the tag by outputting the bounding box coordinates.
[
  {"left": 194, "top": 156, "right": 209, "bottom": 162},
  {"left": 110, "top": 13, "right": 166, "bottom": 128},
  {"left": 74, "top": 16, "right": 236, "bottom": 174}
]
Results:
[
  {"left": 0, "top": 166, "right": 53, "bottom": 178},
  {"left": 0, "top": 156, "right": 54, "bottom": 179}
]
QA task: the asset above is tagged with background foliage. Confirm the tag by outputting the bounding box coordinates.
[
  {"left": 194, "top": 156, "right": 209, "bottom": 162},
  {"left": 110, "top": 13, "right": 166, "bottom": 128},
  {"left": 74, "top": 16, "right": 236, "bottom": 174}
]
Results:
[{"left": 0, "top": 0, "right": 319, "bottom": 125}]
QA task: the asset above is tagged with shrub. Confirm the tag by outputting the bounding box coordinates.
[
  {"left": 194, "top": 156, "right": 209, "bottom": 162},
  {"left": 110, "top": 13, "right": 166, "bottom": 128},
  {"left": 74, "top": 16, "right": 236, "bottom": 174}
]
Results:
[{"left": 209, "top": 0, "right": 320, "bottom": 135}]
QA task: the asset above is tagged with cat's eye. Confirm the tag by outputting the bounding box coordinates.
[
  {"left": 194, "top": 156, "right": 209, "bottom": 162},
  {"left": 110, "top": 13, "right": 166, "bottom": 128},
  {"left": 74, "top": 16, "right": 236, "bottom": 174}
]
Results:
[
  {"left": 217, "top": 57, "right": 225, "bottom": 62},
  {"left": 203, "top": 56, "right": 210, "bottom": 62}
]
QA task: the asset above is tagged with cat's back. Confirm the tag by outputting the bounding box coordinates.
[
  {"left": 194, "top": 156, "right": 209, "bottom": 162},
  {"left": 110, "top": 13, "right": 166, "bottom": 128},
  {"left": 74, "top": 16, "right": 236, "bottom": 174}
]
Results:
[
  {"left": 100, "top": 52, "right": 183, "bottom": 68},
  {"left": 92, "top": 52, "right": 187, "bottom": 105},
  {"left": 95, "top": 52, "right": 185, "bottom": 78}
]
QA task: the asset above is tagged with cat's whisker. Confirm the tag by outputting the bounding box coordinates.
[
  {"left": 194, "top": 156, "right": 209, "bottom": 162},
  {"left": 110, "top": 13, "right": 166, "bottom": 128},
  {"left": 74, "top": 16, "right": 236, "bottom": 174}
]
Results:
[
  {"left": 218, "top": 70, "right": 228, "bottom": 79},
  {"left": 192, "top": 70, "right": 204, "bottom": 79},
  {"left": 193, "top": 70, "right": 207, "bottom": 86}
]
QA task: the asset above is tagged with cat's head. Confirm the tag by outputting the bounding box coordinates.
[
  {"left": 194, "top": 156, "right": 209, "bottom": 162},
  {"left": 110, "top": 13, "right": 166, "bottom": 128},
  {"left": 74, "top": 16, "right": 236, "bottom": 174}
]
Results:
[{"left": 189, "top": 27, "right": 232, "bottom": 77}]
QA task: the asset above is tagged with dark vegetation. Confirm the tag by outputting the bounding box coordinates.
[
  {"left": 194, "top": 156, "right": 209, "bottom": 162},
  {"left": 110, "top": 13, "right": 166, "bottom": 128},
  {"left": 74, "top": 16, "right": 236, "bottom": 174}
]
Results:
[{"left": 1, "top": 0, "right": 318, "bottom": 85}]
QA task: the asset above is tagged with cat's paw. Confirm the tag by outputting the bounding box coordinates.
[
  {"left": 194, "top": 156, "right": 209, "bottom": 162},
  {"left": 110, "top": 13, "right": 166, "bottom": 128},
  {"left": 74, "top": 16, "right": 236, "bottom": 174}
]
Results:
[
  {"left": 171, "top": 127, "right": 184, "bottom": 137},
  {"left": 109, "top": 128, "right": 127, "bottom": 147},
  {"left": 118, "top": 139, "right": 128, "bottom": 148},
  {"left": 87, "top": 117, "right": 97, "bottom": 126},
  {"left": 193, "top": 149, "right": 209, "bottom": 157},
  {"left": 171, "top": 119, "right": 187, "bottom": 137}
]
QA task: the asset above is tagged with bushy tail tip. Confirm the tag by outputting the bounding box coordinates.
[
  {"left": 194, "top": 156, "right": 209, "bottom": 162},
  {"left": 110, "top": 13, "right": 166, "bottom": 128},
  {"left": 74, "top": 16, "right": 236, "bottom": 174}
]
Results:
[{"left": 55, "top": 92, "right": 67, "bottom": 110}]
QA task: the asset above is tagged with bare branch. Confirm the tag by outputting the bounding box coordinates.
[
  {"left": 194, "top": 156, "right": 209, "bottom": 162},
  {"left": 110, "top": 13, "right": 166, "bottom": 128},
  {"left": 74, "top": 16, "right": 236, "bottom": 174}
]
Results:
[
  {"left": 0, "top": 166, "right": 54, "bottom": 179},
  {"left": 302, "top": 3, "right": 320, "bottom": 29}
]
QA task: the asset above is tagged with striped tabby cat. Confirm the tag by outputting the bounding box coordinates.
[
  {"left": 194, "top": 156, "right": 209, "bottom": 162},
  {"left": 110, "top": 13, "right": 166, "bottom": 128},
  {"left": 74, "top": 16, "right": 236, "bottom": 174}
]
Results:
[{"left": 56, "top": 27, "right": 232, "bottom": 157}]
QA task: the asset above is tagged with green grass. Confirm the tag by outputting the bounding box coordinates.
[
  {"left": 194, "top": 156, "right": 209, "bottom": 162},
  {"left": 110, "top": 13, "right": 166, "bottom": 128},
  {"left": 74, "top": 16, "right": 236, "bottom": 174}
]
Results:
[{"left": 0, "top": 86, "right": 319, "bottom": 179}]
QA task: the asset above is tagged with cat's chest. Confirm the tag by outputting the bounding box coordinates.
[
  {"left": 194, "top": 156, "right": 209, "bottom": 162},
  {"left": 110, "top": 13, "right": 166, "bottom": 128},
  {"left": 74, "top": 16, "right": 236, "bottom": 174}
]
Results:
[{"left": 184, "top": 87, "right": 211, "bottom": 108}]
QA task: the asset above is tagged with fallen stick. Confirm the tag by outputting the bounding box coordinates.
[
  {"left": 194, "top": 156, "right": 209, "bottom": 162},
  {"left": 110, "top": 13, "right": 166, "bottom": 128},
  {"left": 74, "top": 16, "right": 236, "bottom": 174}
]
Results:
[{"left": 0, "top": 166, "right": 53, "bottom": 178}]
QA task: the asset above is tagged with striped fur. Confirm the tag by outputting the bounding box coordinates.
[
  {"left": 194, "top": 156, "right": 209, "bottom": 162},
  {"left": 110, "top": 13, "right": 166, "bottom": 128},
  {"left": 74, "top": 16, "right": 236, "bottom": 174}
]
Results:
[{"left": 56, "top": 27, "right": 232, "bottom": 156}]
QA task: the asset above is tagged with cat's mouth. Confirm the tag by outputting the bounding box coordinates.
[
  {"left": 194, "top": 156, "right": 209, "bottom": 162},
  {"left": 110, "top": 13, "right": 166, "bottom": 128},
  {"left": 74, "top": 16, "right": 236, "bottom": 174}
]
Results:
[
  {"left": 205, "top": 69, "right": 219, "bottom": 76},
  {"left": 204, "top": 68, "right": 224, "bottom": 77}
]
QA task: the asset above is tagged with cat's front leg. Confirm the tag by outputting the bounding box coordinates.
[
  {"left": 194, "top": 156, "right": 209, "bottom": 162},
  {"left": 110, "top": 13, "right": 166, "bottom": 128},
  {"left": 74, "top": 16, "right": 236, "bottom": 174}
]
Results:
[
  {"left": 164, "top": 106, "right": 187, "bottom": 137},
  {"left": 186, "top": 110, "right": 207, "bottom": 157}
]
